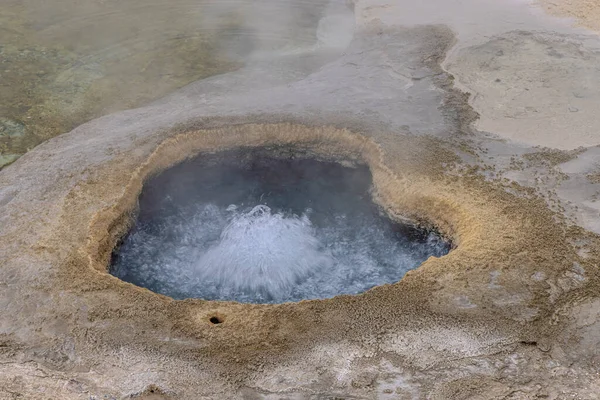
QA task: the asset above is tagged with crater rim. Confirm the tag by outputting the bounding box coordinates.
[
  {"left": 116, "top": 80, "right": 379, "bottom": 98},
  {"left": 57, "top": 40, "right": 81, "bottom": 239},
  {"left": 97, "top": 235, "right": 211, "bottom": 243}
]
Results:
[{"left": 84, "top": 123, "right": 464, "bottom": 306}]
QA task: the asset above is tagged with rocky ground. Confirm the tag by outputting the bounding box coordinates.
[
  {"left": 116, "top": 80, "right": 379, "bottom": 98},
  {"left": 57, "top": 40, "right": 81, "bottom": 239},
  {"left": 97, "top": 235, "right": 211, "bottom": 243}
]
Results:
[{"left": 2, "top": 0, "right": 600, "bottom": 399}]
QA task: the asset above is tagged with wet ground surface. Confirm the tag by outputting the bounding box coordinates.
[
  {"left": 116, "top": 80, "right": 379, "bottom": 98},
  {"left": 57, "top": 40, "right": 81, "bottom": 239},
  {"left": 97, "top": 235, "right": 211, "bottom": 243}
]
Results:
[
  {"left": 0, "top": 0, "right": 331, "bottom": 167},
  {"left": 0, "top": 1, "right": 241, "bottom": 164}
]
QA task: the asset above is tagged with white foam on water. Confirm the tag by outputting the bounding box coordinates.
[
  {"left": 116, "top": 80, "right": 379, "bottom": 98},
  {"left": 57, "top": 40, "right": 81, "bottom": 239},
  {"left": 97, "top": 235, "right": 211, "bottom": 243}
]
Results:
[
  {"left": 195, "top": 205, "right": 333, "bottom": 301},
  {"left": 112, "top": 200, "right": 448, "bottom": 303}
]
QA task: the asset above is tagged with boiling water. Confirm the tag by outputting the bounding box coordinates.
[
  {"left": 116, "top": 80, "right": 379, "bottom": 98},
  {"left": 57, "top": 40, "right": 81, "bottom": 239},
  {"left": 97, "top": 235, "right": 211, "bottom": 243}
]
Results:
[{"left": 110, "top": 150, "right": 449, "bottom": 303}]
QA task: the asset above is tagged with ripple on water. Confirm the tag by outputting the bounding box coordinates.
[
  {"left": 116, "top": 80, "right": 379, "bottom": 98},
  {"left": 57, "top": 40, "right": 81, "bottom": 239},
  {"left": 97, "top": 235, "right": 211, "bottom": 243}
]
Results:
[{"left": 110, "top": 151, "right": 450, "bottom": 303}]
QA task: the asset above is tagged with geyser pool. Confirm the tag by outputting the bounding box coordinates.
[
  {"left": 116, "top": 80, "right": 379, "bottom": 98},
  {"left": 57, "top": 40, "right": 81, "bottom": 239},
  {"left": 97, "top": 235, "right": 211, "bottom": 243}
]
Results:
[{"left": 110, "top": 148, "right": 450, "bottom": 303}]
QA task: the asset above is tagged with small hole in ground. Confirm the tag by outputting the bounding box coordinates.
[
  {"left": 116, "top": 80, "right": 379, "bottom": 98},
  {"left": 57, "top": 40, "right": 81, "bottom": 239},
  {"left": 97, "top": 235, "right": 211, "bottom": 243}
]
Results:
[
  {"left": 210, "top": 316, "right": 222, "bottom": 324},
  {"left": 520, "top": 340, "right": 537, "bottom": 346}
]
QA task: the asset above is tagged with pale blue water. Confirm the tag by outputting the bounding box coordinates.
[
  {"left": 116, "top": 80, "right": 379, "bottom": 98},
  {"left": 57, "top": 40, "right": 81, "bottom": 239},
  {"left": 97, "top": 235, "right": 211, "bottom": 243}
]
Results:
[{"left": 110, "top": 149, "right": 450, "bottom": 303}]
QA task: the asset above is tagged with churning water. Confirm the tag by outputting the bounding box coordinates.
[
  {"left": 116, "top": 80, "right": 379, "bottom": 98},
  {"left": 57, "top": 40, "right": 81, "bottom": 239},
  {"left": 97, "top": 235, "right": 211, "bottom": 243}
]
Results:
[{"left": 110, "top": 149, "right": 450, "bottom": 303}]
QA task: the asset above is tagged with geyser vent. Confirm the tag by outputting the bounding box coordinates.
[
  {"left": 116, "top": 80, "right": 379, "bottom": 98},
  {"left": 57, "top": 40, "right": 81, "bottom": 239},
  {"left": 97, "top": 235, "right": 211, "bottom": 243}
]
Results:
[{"left": 110, "top": 148, "right": 450, "bottom": 303}]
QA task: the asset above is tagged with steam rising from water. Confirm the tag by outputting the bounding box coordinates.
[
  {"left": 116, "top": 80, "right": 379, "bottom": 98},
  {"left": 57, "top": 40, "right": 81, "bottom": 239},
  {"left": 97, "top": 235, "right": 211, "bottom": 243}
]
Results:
[{"left": 111, "top": 151, "right": 449, "bottom": 303}]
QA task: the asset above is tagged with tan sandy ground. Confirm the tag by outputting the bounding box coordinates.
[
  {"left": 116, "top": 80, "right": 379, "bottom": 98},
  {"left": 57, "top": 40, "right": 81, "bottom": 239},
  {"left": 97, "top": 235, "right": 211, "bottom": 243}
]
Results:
[{"left": 538, "top": 0, "right": 600, "bottom": 32}]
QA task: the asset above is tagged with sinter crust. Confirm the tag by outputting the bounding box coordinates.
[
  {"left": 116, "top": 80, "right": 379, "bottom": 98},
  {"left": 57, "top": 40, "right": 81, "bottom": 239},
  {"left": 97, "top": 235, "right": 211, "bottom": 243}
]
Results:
[{"left": 4, "top": 121, "right": 587, "bottom": 397}]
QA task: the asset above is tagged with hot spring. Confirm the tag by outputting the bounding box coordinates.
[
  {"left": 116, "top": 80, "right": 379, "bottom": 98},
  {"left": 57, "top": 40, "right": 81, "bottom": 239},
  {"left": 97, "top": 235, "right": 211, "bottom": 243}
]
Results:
[{"left": 110, "top": 148, "right": 450, "bottom": 303}]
